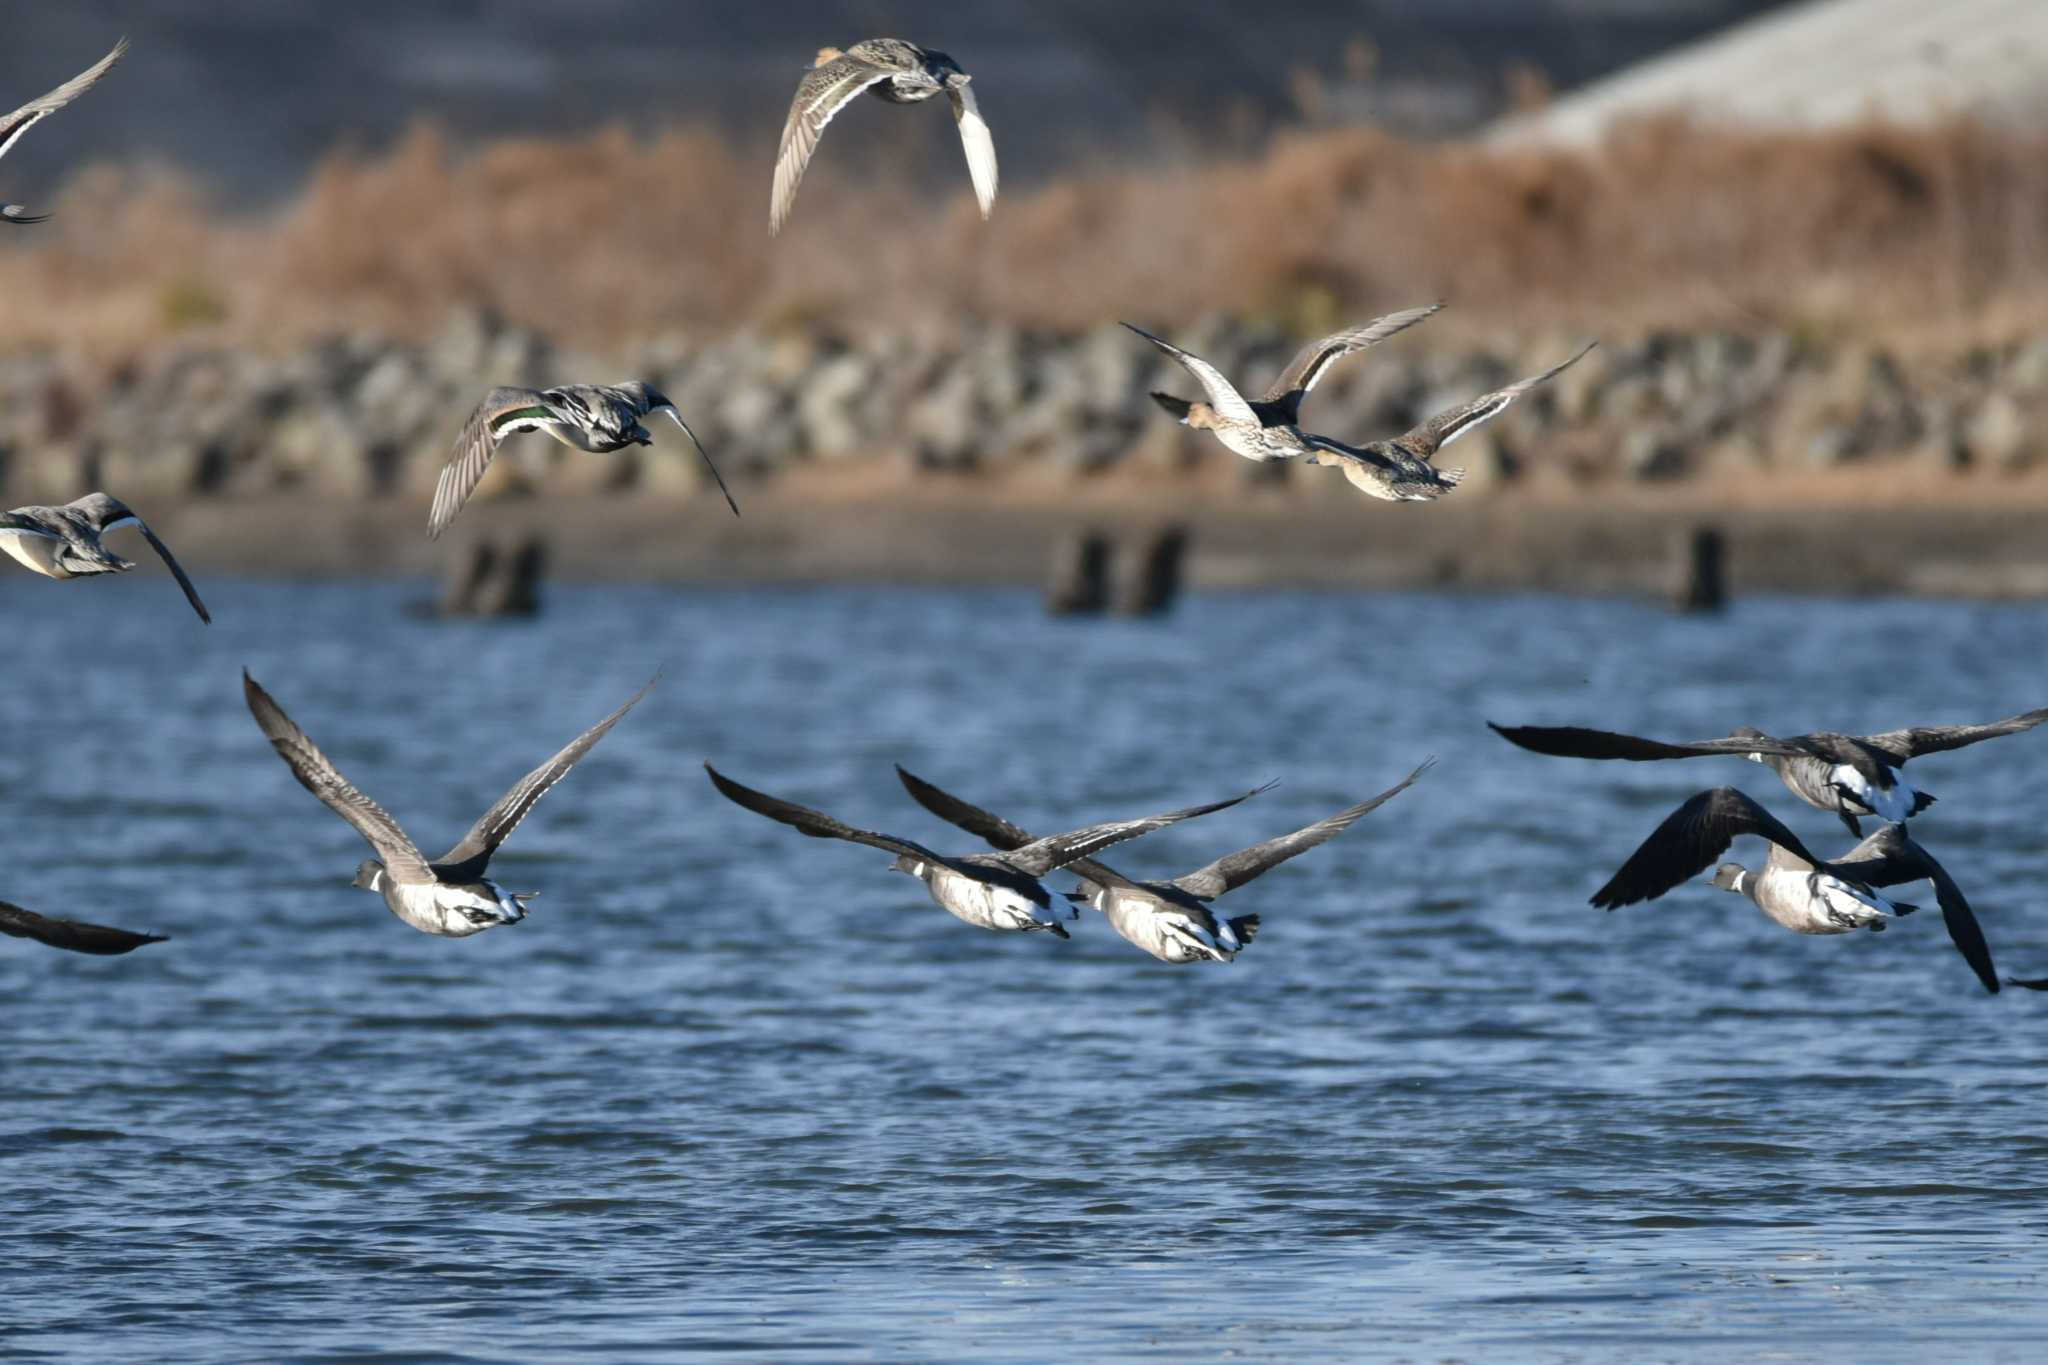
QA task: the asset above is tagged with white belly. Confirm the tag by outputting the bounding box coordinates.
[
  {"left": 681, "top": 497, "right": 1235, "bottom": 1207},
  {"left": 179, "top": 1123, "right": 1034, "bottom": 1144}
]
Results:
[
  {"left": 386, "top": 880, "right": 520, "bottom": 937},
  {"left": 1831, "top": 764, "right": 1917, "bottom": 822},
  {"left": 927, "top": 869, "right": 1058, "bottom": 933},
  {"left": 0, "top": 529, "right": 66, "bottom": 578},
  {"left": 1097, "top": 890, "right": 1234, "bottom": 964}
]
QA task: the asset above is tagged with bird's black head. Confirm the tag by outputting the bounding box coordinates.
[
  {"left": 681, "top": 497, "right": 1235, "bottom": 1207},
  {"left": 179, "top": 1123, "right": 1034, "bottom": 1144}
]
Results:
[{"left": 351, "top": 859, "right": 385, "bottom": 891}]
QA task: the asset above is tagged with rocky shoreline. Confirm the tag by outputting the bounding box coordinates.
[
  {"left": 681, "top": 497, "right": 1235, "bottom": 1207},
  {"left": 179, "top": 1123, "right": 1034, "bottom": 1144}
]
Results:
[{"left": 4, "top": 313, "right": 2048, "bottom": 594}]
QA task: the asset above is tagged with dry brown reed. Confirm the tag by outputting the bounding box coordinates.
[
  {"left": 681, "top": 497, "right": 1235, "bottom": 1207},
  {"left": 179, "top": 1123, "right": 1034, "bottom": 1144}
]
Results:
[{"left": 3, "top": 113, "right": 2046, "bottom": 356}]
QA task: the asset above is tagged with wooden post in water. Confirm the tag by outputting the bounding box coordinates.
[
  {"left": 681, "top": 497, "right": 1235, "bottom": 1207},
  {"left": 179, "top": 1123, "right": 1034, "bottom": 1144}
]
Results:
[
  {"left": 1046, "top": 529, "right": 1112, "bottom": 615},
  {"left": 437, "top": 541, "right": 496, "bottom": 616},
  {"left": 1114, "top": 525, "right": 1188, "bottom": 617},
  {"left": 1674, "top": 524, "right": 1726, "bottom": 613},
  {"left": 475, "top": 536, "right": 546, "bottom": 617}
]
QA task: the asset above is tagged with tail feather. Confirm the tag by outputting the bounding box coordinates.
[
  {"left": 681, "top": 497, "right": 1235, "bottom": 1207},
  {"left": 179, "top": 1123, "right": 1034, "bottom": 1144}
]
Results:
[
  {"left": 1890, "top": 900, "right": 1920, "bottom": 917},
  {"left": 1911, "top": 791, "right": 1937, "bottom": 816},
  {"left": 1149, "top": 391, "right": 1194, "bottom": 424},
  {"left": 1437, "top": 466, "right": 1467, "bottom": 486},
  {"left": 1228, "top": 914, "right": 1260, "bottom": 946}
]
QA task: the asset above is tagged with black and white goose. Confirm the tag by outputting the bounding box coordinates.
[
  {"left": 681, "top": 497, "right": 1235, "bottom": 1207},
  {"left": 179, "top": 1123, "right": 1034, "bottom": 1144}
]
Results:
[
  {"left": 1491, "top": 706, "right": 2048, "bottom": 836},
  {"left": 0, "top": 492, "right": 210, "bottom": 623},
  {"left": 770, "top": 38, "right": 996, "bottom": 236},
  {"left": 897, "top": 762, "right": 1430, "bottom": 964},
  {"left": 705, "top": 764, "right": 1265, "bottom": 939},
  {"left": 1592, "top": 787, "right": 2048, "bottom": 994},
  {"left": 1, "top": 37, "right": 127, "bottom": 226},
  {"left": 0, "top": 900, "right": 163, "bottom": 956},
  {"left": 244, "top": 670, "right": 651, "bottom": 938},
  {"left": 428, "top": 382, "right": 737, "bottom": 539},
  {"left": 1145, "top": 305, "right": 1443, "bottom": 430}
]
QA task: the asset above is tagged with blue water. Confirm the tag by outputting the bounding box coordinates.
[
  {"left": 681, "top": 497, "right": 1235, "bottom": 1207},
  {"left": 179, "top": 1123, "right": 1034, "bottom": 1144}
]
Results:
[{"left": 4, "top": 578, "right": 2046, "bottom": 1361}]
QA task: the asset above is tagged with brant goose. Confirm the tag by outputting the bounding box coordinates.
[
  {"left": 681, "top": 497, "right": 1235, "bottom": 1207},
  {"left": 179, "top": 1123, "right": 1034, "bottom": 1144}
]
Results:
[
  {"left": 705, "top": 763, "right": 1266, "bottom": 939},
  {"left": 244, "top": 670, "right": 652, "bottom": 937},
  {"left": 897, "top": 761, "right": 1430, "bottom": 963}
]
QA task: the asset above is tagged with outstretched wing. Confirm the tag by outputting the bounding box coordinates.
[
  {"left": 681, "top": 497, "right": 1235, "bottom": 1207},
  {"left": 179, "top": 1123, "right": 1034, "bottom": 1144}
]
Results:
[
  {"left": 1260, "top": 304, "right": 1443, "bottom": 408},
  {"left": 949, "top": 81, "right": 998, "bottom": 219},
  {"left": 1001, "top": 783, "right": 1275, "bottom": 879},
  {"left": 242, "top": 670, "right": 434, "bottom": 881},
  {"left": 1174, "top": 760, "right": 1431, "bottom": 900},
  {"left": 0, "top": 899, "right": 163, "bottom": 956},
  {"left": 1489, "top": 721, "right": 1806, "bottom": 763},
  {"left": 1121, "top": 323, "right": 1261, "bottom": 427},
  {"left": 427, "top": 386, "right": 557, "bottom": 540},
  {"left": 0, "top": 37, "right": 128, "bottom": 165},
  {"left": 705, "top": 764, "right": 949, "bottom": 866},
  {"left": 770, "top": 54, "right": 896, "bottom": 235},
  {"left": 435, "top": 676, "right": 656, "bottom": 879},
  {"left": 1859, "top": 707, "right": 2048, "bottom": 760},
  {"left": 893, "top": 765, "right": 1135, "bottom": 891},
  {"left": 1834, "top": 826, "right": 2002, "bottom": 995},
  {"left": 71, "top": 493, "right": 211, "bottom": 624},
  {"left": 1591, "top": 787, "right": 1825, "bottom": 909},
  {"left": 1393, "top": 341, "right": 1595, "bottom": 460}
]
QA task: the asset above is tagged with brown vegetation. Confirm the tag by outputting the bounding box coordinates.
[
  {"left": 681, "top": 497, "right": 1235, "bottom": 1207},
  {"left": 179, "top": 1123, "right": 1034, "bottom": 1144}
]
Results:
[{"left": 3, "top": 114, "right": 2047, "bottom": 355}]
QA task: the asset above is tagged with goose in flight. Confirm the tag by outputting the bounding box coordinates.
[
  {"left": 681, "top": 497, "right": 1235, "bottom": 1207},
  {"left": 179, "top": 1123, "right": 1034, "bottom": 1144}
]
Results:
[
  {"left": 770, "top": 38, "right": 997, "bottom": 236},
  {"left": 428, "top": 382, "right": 736, "bottom": 539},
  {"left": 1490, "top": 705, "right": 2048, "bottom": 836},
  {"left": 705, "top": 764, "right": 1266, "bottom": 939},
  {"left": 1146, "top": 304, "right": 1442, "bottom": 429},
  {"left": 896, "top": 761, "right": 1430, "bottom": 963},
  {"left": 1, "top": 37, "right": 127, "bottom": 226},
  {"left": 1302, "top": 342, "right": 1595, "bottom": 501},
  {"left": 0, "top": 493, "right": 210, "bottom": 623},
  {"left": 1592, "top": 787, "right": 2048, "bottom": 995},
  {"left": 0, "top": 899, "right": 163, "bottom": 956},
  {"left": 244, "top": 670, "right": 652, "bottom": 937}
]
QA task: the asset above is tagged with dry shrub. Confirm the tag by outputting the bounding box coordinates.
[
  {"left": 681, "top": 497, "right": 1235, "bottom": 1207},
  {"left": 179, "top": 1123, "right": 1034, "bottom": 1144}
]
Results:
[{"left": 1, "top": 113, "right": 2045, "bottom": 356}]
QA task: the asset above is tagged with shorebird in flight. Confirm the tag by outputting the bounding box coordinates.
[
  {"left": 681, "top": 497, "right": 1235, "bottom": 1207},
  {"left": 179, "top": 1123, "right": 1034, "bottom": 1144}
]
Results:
[
  {"left": 0, "top": 899, "right": 163, "bottom": 956},
  {"left": 770, "top": 38, "right": 997, "bottom": 236},
  {"left": 897, "top": 761, "right": 1430, "bottom": 963},
  {"left": 1302, "top": 343, "right": 1595, "bottom": 501},
  {"left": 705, "top": 764, "right": 1267, "bottom": 940},
  {"left": 1591, "top": 787, "right": 2048, "bottom": 995},
  {"left": 428, "top": 382, "right": 736, "bottom": 539},
  {"left": 0, "top": 493, "right": 210, "bottom": 623},
  {"left": 1491, "top": 704, "right": 2048, "bottom": 837},
  {"left": 1145, "top": 305, "right": 1443, "bottom": 431},
  {"left": 2, "top": 37, "right": 128, "bottom": 226},
  {"left": 244, "top": 670, "right": 653, "bottom": 937}
]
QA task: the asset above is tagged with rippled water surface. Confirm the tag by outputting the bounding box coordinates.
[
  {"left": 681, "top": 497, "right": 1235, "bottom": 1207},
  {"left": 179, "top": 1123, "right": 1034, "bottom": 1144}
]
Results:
[{"left": 5, "top": 578, "right": 2047, "bottom": 1361}]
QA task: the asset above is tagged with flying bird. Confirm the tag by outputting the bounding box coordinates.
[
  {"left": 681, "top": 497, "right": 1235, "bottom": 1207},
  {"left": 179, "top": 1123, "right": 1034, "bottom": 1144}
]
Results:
[
  {"left": 705, "top": 764, "right": 1266, "bottom": 939},
  {"left": 0, "top": 899, "right": 163, "bottom": 956},
  {"left": 0, "top": 493, "right": 210, "bottom": 623},
  {"left": 1146, "top": 304, "right": 1442, "bottom": 430},
  {"left": 1490, "top": 705, "right": 2048, "bottom": 836},
  {"left": 1302, "top": 343, "right": 1595, "bottom": 502},
  {"left": 428, "top": 382, "right": 736, "bottom": 540},
  {"left": 896, "top": 761, "right": 1430, "bottom": 963},
  {"left": 1, "top": 37, "right": 127, "bottom": 226},
  {"left": 244, "top": 670, "right": 652, "bottom": 937},
  {"left": 1121, "top": 322, "right": 1324, "bottom": 464},
  {"left": 1593, "top": 787, "right": 2048, "bottom": 995},
  {"left": 771, "top": 38, "right": 996, "bottom": 236}
]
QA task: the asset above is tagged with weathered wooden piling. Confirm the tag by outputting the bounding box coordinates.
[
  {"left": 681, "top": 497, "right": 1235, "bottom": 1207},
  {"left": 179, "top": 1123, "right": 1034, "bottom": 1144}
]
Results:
[
  {"left": 1114, "top": 525, "right": 1188, "bottom": 617},
  {"left": 1674, "top": 524, "right": 1726, "bottom": 613},
  {"left": 1046, "top": 529, "right": 1112, "bottom": 615}
]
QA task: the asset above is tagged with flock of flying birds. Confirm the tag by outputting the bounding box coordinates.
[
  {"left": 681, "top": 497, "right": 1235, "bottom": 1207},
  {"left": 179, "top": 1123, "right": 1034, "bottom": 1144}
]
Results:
[{"left": 1, "top": 36, "right": 2043, "bottom": 995}]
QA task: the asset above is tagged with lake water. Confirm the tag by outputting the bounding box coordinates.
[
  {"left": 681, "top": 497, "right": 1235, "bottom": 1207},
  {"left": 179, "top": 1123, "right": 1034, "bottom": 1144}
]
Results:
[{"left": 4, "top": 578, "right": 2046, "bottom": 1361}]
